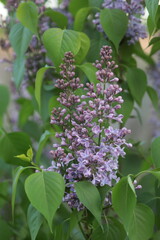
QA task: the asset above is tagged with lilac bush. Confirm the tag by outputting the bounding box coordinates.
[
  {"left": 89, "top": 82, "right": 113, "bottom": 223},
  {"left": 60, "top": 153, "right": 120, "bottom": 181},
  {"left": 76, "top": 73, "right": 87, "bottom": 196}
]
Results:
[
  {"left": 93, "top": 0, "right": 147, "bottom": 44},
  {"left": 1, "top": 0, "right": 160, "bottom": 239},
  {"left": 45, "top": 46, "right": 132, "bottom": 209}
]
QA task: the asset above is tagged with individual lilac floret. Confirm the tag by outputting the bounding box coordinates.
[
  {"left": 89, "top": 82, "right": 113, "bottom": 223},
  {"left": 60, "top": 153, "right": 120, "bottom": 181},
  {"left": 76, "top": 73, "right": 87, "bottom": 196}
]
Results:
[
  {"left": 93, "top": 0, "right": 147, "bottom": 45},
  {"left": 47, "top": 46, "right": 132, "bottom": 210}
]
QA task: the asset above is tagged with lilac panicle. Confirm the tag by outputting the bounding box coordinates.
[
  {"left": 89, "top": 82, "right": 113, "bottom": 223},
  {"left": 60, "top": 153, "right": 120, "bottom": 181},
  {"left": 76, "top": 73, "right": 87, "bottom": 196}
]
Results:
[
  {"left": 93, "top": 0, "right": 147, "bottom": 45},
  {"left": 47, "top": 46, "right": 132, "bottom": 210}
]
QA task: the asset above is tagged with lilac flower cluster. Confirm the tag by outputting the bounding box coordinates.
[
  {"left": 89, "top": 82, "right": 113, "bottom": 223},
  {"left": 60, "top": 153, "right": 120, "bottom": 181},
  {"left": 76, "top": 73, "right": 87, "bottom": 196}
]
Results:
[
  {"left": 93, "top": 0, "right": 147, "bottom": 45},
  {"left": 47, "top": 46, "right": 132, "bottom": 210}
]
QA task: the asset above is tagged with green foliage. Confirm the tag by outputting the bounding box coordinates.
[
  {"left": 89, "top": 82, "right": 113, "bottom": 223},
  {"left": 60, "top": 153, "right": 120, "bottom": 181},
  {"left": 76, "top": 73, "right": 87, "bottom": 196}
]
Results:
[
  {"left": 100, "top": 9, "right": 128, "bottom": 51},
  {"left": 44, "top": 9, "right": 68, "bottom": 29},
  {"left": 145, "top": 0, "right": 159, "bottom": 24},
  {"left": 35, "top": 67, "right": 54, "bottom": 110},
  {"left": 0, "top": 219, "right": 12, "bottom": 239},
  {"left": 75, "top": 181, "right": 102, "bottom": 226},
  {"left": 16, "top": 1, "right": 38, "bottom": 34},
  {"left": 147, "top": 86, "right": 159, "bottom": 110},
  {"left": 150, "top": 38, "right": 160, "bottom": 55},
  {"left": 126, "top": 68, "right": 147, "bottom": 106},
  {"left": 75, "top": 32, "right": 90, "bottom": 64},
  {"left": 77, "top": 62, "right": 98, "bottom": 84},
  {"left": 9, "top": 23, "right": 32, "bottom": 57},
  {"left": 112, "top": 176, "right": 136, "bottom": 231},
  {"left": 0, "top": 132, "right": 31, "bottom": 165},
  {"left": 92, "top": 218, "right": 126, "bottom": 240},
  {"left": 151, "top": 137, "right": 160, "bottom": 168},
  {"left": 69, "top": 0, "right": 89, "bottom": 16},
  {"left": 128, "top": 204, "right": 154, "bottom": 240},
  {"left": 15, "top": 146, "right": 33, "bottom": 163},
  {"left": 42, "top": 28, "right": 90, "bottom": 67},
  {"left": 42, "top": 28, "right": 81, "bottom": 67},
  {"left": 13, "top": 56, "right": 25, "bottom": 88},
  {"left": 88, "top": 0, "right": 103, "bottom": 8},
  {"left": 12, "top": 166, "right": 37, "bottom": 219},
  {"left": 27, "top": 204, "right": 44, "bottom": 240},
  {"left": 87, "top": 31, "right": 110, "bottom": 62},
  {"left": 35, "top": 130, "right": 53, "bottom": 164},
  {"left": 25, "top": 171, "right": 65, "bottom": 231},
  {"left": 117, "top": 92, "right": 134, "bottom": 125},
  {"left": 74, "top": 7, "right": 96, "bottom": 31},
  {"left": 0, "top": 85, "right": 10, "bottom": 118}
]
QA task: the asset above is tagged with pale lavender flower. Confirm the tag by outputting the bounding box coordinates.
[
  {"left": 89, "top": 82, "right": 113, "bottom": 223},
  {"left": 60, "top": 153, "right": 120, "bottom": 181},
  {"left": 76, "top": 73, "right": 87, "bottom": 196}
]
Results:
[{"left": 46, "top": 46, "right": 132, "bottom": 210}]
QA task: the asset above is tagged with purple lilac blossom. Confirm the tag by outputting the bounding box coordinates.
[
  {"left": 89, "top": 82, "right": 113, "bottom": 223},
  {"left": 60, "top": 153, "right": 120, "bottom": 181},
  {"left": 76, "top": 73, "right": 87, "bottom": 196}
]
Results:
[
  {"left": 93, "top": 0, "right": 147, "bottom": 45},
  {"left": 46, "top": 46, "right": 132, "bottom": 210}
]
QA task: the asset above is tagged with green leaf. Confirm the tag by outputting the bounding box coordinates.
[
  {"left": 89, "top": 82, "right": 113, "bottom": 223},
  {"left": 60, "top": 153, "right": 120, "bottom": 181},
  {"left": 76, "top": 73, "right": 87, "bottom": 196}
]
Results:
[
  {"left": 15, "top": 146, "right": 33, "bottom": 162},
  {"left": 89, "top": 0, "right": 103, "bottom": 8},
  {"left": 112, "top": 176, "right": 136, "bottom": 231},
  {"left": 40, "top": 88, "right": 54, "bottom": 121},
  {"left": 145, "top": 0, "right": 159, "bottom": 23},
  {"left": 74, "top": 181, "right": 102, "bottom": 226},
  {"left": 44, "top": 9, "right": 68, "bottom": 29},
  {"left": 15, "top": 154, "right": 31, "bottom": 162},
  {"left": 100, "top": 9, "right": 128, "bottom": 51},
  {"left": 0, "top": 0, "right": 6, "bottom": 4},
  {"left": 16, "top": 1, "right": 38, "bottom": 34},
  {"left": 0, "top": 85, "right": 10, "bottom": 117},
  {"left": 13, "top": 56, "right": 25, "bottom": 88},
  {"left": 74, "top": 7, "right": 95, "bottom": 31},
  {"left": 12, "top": 166, "right": 37, "bottom": 219},
  {"left": 25, "top": 171, "right": 65, "bottom": 231},
  {"left": 92, "top": 217, "right": 126, "bottom": 240},
  {"left": 151, "top": 137, "right": 160, "bottom": 168},
  {"left": 135, "top": 169, "right": 160, "bottom": 181},
  {"left": 150, "top": 40, "right": 160, "bottom": 55},
  {"left": 27, "top": 147, "right": 33, "bottom": 161},
  {"left": 69, "top": 0, "right": 89, "bottom": 17},
  {"left": 128, "top": 204, "right": 154, "bottom": 240},
  {"left": 0, "top": 219, "right": 12, "bottom": 239},
  {"left": 87, "top": 31, "right": 110, "bottom": 62},
  {"left": 98, "top": 185, "right": 111, "bottom": 204},
  {"left": 147, "top": 16, "right": 155, "bottom": 36},
  {"left": 42, "top": 28, "right": 81, "bottom": 68},
  {"left": 35, "top": 130, "right": 53, "bottom": 164},
  {"left": 9, "top": 23, "right": 32, "bottom": 57},
  {"left": 126, "top": 68, "right": 147, "bottom": 106},
  {"left": 147, "top": 86, "right": 159, "bottom": 110},
  {"left": 117, "top": 92, "right": 134, "bottom": 125},
  {"left": 18, "top": 99, "right": 34, "bottom": 127},
  {"left": 153, "top": 231, "right": 160, "bottom": 240},
  {"left": 77, "top": 63, "right": 98, "bottom": 84},
  {"left": 0, "top": 132, "right": 31, "bottom": 165},
  {"left": 149, "top": 37, "right": 160, "bottom": 46},
  {"left": 27, "top": 204, "right": 43, "bottom": 240},
  {"left": 133, "top": 42, "right": 154, "bottom": 65},
  {"left": 75, "top": 32, "right": 90, "bottom": 64},
  {"left": 35, "top": 67, "right": 54, "bottom": 109}
]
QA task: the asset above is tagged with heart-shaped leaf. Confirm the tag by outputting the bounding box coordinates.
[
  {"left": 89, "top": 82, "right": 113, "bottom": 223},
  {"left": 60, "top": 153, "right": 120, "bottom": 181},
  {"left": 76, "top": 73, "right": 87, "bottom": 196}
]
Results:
[{"left": 25, "top": 171, "right": 65, "bottom": 231}]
